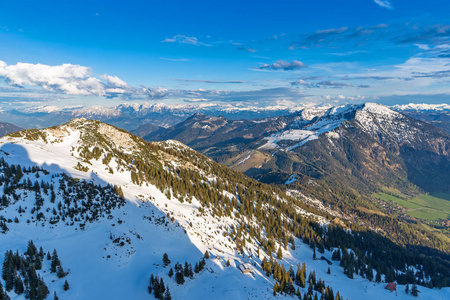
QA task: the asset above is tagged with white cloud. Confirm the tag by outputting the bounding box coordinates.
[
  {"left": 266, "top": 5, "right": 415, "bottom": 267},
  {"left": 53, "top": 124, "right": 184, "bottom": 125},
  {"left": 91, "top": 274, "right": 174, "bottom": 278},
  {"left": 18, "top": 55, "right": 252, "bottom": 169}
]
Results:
[
  {"left": 0, "top": 61, "right": 106, "bottom": 96},
  {"left": 101, "top": 74, "right": 129, "bottom": 88},
  {"left": 162, "top": 35, "right": 211, "bottom": 46},
  {"left": 0, "top": 61, "right": 167, "bottom": 100},
  {"left": 373, "top": 0, "right": 393, "bottom": 10},
  {"left": 258, "top": 60, "right": 307, "bottom": 71}
]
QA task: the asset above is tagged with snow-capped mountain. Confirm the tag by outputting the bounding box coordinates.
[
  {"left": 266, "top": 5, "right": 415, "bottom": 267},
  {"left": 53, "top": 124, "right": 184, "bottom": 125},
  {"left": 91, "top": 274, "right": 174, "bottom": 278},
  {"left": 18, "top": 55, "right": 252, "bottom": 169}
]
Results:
[
  {"left": 392, "top": 103, "right": 450, "bottom": 135},
  {"left": 146, "top": 103, "right": 449, "bottom": 187},
  {"left": 0, "top": 102, "right": 305, "bottom": 132},
  {"left": 144, "top": 103, "right": 450, "bottom": 255},
  {"left": 392, "top": 103, "right": 450, "bottom": 112},
  {"left": 1, "top": 118, "right": 448, "bottom": 299}
]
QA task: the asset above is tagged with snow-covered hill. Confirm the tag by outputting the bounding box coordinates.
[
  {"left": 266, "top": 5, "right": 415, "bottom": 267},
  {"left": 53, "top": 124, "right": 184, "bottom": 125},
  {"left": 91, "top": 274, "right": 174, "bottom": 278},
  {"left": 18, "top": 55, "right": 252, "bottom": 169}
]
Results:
[{"left": 0, "top": 119, "right": 448, "bottom": 299}]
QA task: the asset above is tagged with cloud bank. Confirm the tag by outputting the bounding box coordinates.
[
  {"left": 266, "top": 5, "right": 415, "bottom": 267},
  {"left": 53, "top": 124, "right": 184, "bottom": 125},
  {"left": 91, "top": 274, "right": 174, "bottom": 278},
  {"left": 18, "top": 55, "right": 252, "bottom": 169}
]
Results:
[{"left": 0, "top": 61, "right": 167, "bottom": 100}]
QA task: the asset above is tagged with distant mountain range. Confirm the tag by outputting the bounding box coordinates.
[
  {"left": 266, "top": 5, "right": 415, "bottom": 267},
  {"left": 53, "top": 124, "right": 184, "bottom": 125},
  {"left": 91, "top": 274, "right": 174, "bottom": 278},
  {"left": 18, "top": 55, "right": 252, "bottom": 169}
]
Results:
[
  {"left": 392, "top": 103, "right": 450, "bottom": 135},
  {"left": 2, "top": 101, "right": 449, "bottom": 135},
  {"left": 0, "top": 102, "right": 304, "bottom": 131}
]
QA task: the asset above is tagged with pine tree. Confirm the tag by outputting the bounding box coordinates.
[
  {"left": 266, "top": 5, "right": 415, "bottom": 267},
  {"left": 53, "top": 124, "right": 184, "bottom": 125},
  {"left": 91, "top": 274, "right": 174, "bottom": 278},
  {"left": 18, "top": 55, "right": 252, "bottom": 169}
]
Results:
[
  {"left": 277, "top": 246, "right": 283, "bottom": 259},
  {"left": 57, "top": 265, "right": 66, "bottom": 278},
  {"left": 54, "top": 291, "right": 59, "bottom": 300},
  {"left": 194, "top": 262, "right": 200, "bottom": 273},
  {"left": 63, "top": 280, "right": 70, "bottom": 291},
  {"left": 164, "top": 286, "right": 172, "bottom": 300},
  {"left": 226, "top": 259, "right": 230, "bottom": 267},
  {"left": 375, "top": 270, "right": 381, "bottom": 283},
  {"left": 26, "top": 240, "right": 37, "bottom": 257},
  {"left": 168, "top": 268, "right": 174, "bottom": 278},
  {"left": 159, "top": 278, "right": 165, "bottom": 295},
  {"left": 273, "top": 282, "right": 280, "bottom": 295},
  {"left": 175, "top": 272, "right": 185, "bottom": 285},
  {"left": 405, "top": 283, "right": 410, "bottom": 294},
  {"left": 14, "top": 276, "right": 24, "bottom": 295},
  {"left": 51, "top": 250, "right": 60, "bottom": 273},
  {"left": 204, "top": 251, "right": 210, "bottom": 259},
  {"left": 0, "top": 281, "right": 11, "bottom": 300},
  {"left": 411, "top": 284, "right": 419, "bottom": 297},
  {"left": 183, "top": 262, "right": 190, "bottom": 277},
  {"left": 327, "top": 267, "right": 331, "bottom": 274},
  {"left": 162, "top": 253, "right": 171, "bottom": 266}
]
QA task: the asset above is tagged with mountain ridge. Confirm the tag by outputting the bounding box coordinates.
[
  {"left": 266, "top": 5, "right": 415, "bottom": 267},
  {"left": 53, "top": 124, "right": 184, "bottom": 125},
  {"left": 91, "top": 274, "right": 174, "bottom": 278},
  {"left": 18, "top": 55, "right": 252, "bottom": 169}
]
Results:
[{"left": 1, "top": 118, "right": 449, "bottom": 299}]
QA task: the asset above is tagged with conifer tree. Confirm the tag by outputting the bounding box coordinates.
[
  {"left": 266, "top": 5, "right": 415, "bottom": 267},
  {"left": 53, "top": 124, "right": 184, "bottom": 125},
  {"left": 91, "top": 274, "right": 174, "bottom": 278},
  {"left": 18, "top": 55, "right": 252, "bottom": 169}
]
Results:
[
  {"left": 162, "top": 253, "right": 170, "bottom": 266},
  {"left": 51, "top": 250, "right": 60, "bottom": 273},
  {"left": 273, "top": 282, "right": 279, "bottom": 295},
  {"left": 14, "top": 276, "right": 24, "bottom": 295},
  {"left": 411, "top": 284, "right": 419, "bottom": 297},
  {"left": 0, "top": 281, "right": 10, "bottom": 300},
  {"left": 175, "top": 272, "right": 185, "bottom": 285},
  {"left": 57, "top": 265, "right": 66, "bottom": 278},
  {"left": 375, "top": 270, "right": 381, "bottom": 283},
  {"left": 277, "top": 246, "right": 283, "bottom": 259},
  {"left": 63, "top": 280, "right": 70, "bottom": 291},
  {"left": 164, "top": 286, "right": 172, "bottom": 300}
]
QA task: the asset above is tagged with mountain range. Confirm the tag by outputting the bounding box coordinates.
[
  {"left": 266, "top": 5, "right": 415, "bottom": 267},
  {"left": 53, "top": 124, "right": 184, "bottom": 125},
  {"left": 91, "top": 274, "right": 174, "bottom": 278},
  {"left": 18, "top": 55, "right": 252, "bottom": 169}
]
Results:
[
  {"left": 144, "top": 103, "right": 450, "bottom": 247},
  {"left": 0, "top": 103, "right": 300, "bottom": 131},
  {"left": 1, "top": 117, "right": 449, "bottom": 299}
]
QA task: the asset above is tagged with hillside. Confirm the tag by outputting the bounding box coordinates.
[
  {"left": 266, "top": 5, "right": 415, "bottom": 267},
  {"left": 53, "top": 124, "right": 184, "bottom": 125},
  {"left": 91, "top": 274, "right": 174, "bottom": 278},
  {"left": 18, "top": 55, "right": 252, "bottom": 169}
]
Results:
[
  {"left": 0, "top": 122, "right": 21, "bottom": 137},
  {"left": 144, "top": 103, "right": 450, "bottom": 250},
  {"left": 1, "top": 119, "right": 449, "bottom": 299}
]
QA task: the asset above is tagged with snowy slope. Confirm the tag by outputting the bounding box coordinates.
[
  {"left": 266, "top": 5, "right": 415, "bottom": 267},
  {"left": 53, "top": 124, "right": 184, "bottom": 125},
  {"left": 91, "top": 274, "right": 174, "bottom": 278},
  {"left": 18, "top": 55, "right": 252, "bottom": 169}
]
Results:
[
  {"left": 259, "top": 103, "right": 437, "bottom": 152},
  {"left": 0, "top": 119, "right": 448, "bottom": 300}
]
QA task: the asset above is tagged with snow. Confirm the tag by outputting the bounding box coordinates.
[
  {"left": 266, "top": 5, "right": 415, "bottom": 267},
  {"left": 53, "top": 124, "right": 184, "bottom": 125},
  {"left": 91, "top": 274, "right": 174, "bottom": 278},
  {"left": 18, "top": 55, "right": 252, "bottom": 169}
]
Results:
[
  {"left": 392, "top": 103, "right": 450, "bottom": 112},
  {"left": 285, "top": 174, "right": 298, "bottom": 185},
  {"left": 259, "top": 104, "right": 356, "bottom": 151},
  {"left": 237, "top": 151, "right": 252, "bottom": 165},
  {"left": 286, "top": 239, "right": 450, "bottom": 300},
  {"left": 0, "top": 122, "right": 448, "bottom": 300},
  {"left": 260, "top": 129, "right": 319, "bottom": 150}
]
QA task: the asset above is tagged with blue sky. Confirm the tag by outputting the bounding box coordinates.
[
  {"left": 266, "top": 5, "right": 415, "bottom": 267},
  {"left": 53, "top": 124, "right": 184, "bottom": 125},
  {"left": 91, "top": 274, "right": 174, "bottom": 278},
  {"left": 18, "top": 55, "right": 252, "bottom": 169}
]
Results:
[{"left": 0, "top": 0, "right": 449, "bottom": 110}]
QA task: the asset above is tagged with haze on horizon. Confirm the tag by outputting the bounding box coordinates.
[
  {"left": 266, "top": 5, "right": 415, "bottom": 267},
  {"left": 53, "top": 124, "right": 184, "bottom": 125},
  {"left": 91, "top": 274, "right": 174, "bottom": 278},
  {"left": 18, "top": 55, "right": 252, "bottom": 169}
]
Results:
[{"left": 0, "top": 0, "right": 449, "bottom": 111}]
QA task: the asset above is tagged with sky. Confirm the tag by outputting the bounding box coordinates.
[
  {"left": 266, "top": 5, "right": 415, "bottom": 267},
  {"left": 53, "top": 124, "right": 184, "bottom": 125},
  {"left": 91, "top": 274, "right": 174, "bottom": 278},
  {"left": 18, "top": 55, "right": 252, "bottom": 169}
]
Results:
[{"left": 0, "top": 0, "right": 450, "bottom": 110}]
